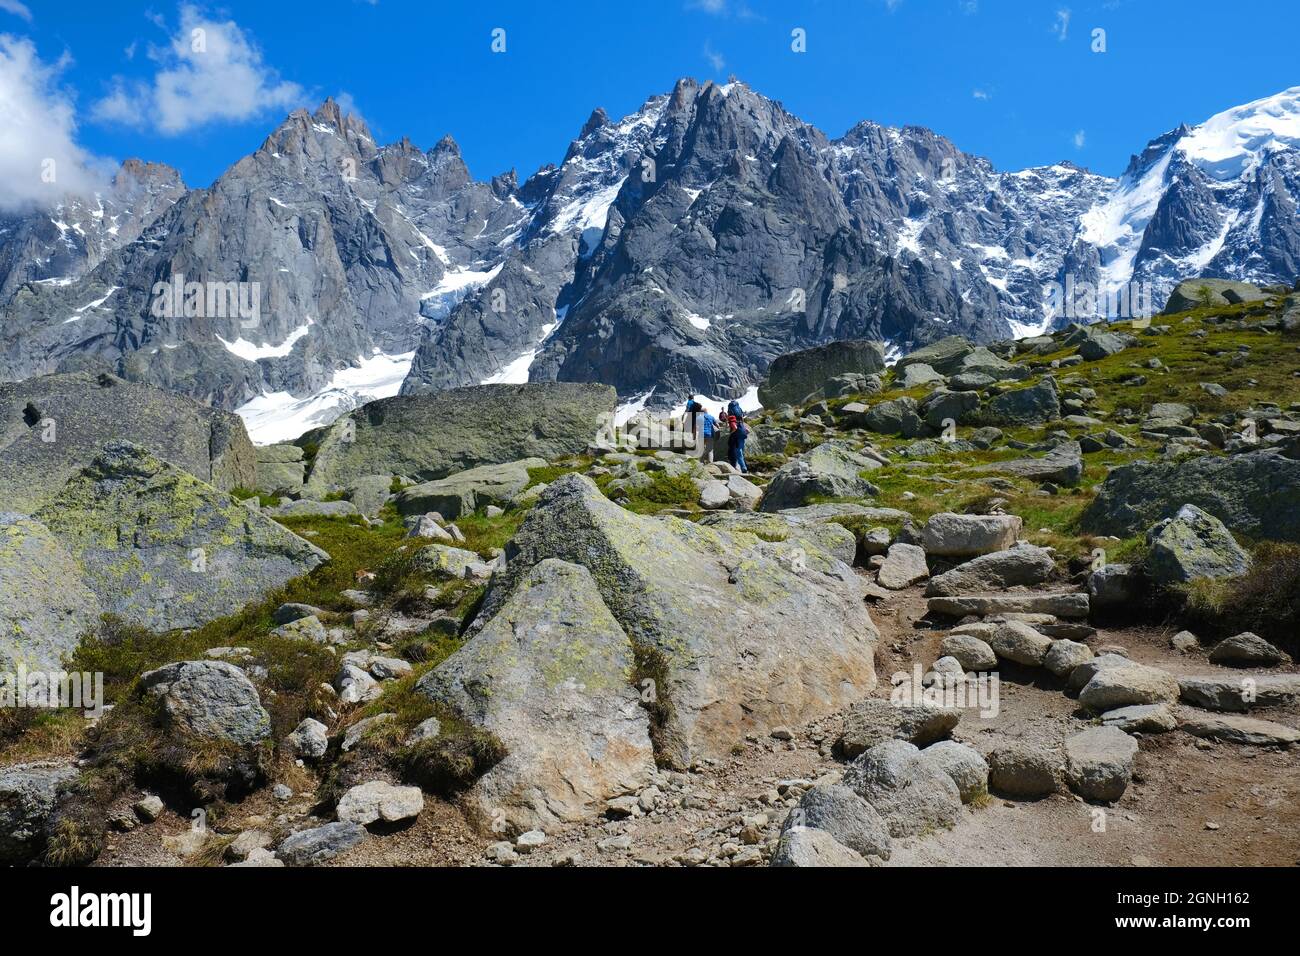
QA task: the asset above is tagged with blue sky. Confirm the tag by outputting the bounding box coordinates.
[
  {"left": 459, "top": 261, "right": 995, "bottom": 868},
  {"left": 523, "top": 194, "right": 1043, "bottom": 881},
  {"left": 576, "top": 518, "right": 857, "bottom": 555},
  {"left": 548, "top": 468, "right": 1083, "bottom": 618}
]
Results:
[{"left": 5, "top": 0, "right": 1297, "bottom": 193}]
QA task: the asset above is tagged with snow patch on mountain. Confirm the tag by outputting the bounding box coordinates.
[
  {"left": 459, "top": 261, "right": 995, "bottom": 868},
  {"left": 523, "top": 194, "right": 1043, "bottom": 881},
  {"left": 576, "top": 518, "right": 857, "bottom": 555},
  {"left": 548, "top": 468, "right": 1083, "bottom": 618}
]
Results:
[
  {"left": 235, "top": 349, "right": 415, "bottom": 444},
  {"left": 217, "top": 318, "right": 314, "bottom": 362}
]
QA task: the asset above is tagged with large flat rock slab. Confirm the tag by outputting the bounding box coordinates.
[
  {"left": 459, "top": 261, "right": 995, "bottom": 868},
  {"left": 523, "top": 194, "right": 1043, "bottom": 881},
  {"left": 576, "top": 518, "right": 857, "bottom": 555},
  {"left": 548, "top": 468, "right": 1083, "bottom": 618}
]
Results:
[
  {"left": 0, "top": 370, "right": 255, "bottom": 514},
  {"left": 926, "top": 591, "right": 1090, "bottom": 619},
  {"left": 464, "top": 474, "right": 879, "bottom": 769},
  {"left": 301, "top": 383, "right": 614, "bottom": 493},
  {"left": 33, "top": 442, "right": 327, "bottom": 632}
]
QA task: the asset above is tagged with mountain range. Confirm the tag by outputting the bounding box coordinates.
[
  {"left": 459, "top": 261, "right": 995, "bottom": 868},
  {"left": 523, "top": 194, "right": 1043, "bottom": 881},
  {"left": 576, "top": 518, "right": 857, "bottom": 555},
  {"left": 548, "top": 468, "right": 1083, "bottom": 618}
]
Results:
[{"left": 1, "top": 79, "right": 1296, "bottom": 443}]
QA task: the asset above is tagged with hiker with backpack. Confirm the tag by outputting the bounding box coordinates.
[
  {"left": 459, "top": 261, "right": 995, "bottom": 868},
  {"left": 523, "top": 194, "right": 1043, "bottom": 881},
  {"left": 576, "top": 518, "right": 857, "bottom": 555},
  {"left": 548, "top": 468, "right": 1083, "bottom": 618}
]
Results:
[
  {"left": 726, "top": 411, "right": 750, "bottom": 473},
  {"left": 683, "top": 396, "right": 701, "bottom": 456}
]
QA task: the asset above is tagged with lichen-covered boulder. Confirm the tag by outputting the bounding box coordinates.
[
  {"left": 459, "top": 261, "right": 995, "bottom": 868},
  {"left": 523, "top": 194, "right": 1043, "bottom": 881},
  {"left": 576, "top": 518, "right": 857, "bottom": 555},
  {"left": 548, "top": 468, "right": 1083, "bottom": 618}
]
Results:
[
  {"left": 0, "top": 512, "right": 101, "bottom": 673},
  {"left": 301, "top": 383, "right": 613, "bottom": 495},
  {"left": 1144, "top": 504, "right": 1250, "bottom": 585},
  {"left": 981, "top": 376, "right": 1060, "bottom": 425},
  {"left": 696, "top": 510, "right": 858, "bottom": 567},
  {"left": 759, "top": 441, "right": 881, "bottom": 512},
  {"left": 395, "top": 458, "right": 547, "bottom": 519},
  {"left": 464, "top": 474, "right": 878, "bottom": 770},
  {"left": 255, "top": 444, "right": 305, "bottom": 493},
  {"left": 972, "top": 441, "right": 1083, "bottom": 486},
  {"left": 758, "top": 340, "right": 886, "bottom": 408},
  {"left": 138, "top": 660, "right": 271, "bottom": 746},
  {"left": 1161, "top": 278, "right": 1268, "bottom": 314},
  {"left": 1082, "top": 450, "right": 1300, "bottom": 542},
  {"left": 418, "top": 559, "right": 656, "bottom": 832},
  {"left": 0, "top": 370, "right": 255, "bottom": 515},
  {"left": 33, "top": 442, "right": 327, "bottom": 632}
]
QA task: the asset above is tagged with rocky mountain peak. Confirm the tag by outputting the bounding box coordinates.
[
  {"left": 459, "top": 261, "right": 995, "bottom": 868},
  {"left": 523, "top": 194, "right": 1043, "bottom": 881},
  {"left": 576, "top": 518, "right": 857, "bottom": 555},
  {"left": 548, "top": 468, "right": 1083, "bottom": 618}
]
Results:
[{"left": 580, "top": 107, "right": 611, "bottom": 139}]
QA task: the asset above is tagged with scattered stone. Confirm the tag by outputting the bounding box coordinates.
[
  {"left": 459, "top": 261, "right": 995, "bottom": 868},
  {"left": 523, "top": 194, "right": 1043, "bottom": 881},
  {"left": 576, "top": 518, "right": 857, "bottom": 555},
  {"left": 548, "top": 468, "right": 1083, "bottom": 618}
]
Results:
[
  {"left": 781, "top": 784, "right": 891, "bottom": 861},
  {"left": 1064, "top": 727, "right": 1138, "bottom": 802},
  {"left": 0, "top": 761, "right": 78, "bottom": 864},
  {"left": 1079, "top": 659, "right": 1180, "bottom": 712},
  {"left": 1208, "top": 632, "right": 1290, "bottom": 668},
  {"left": 759, "top": 442, "right": 881, "bottom": 512},
  {"left": 369, "top": 656, "right": 415, "bottom": 680},
  {"left": 228, "top": 847, "right": 284, "bottom": 868},
  {"left": 837, "top": 700, "right": 960, "bottom": 758},
  {"left": 920, "top": 512, "right": 1022, "bottom": 558},
  {"left": 988, "top": 621, "right": 1053, "bottom": 666},
  {"left": 1179, "top": 711, "right": 1300, "bottom": 746},
  {"left": 276, "top": 822, "right": 368, "bottom": 866},
  {"left": 919, "top": 741, "right": 989, "bottom": 802},
  {"left": 925, "top": 544, "right": 1054, "bottom": 596},
  {"left": 336, "top": 781, "right": 424, "bottom": 826},
  {"left": 698, "top": 480, "right": 730, "bottom": 510},
  {"left": 988, "top": 744, "right": 1061, "bottom": 799},
  {"left": 974, "top": 441, "right": 1083, "bottom": 486},
  {"left": 770, "top": 827, "right": 870, "bottom": 867},
  {"left": 1145, "top": 504, "right": 1251, "bottom": 585},
  {"left": 1088, "top": 563, "right": 1141, "bottom": 612},
  {"left": 405, "top": 717, "right": 442, "bottom": 745},
  {"left": 1177, "top": 674, "right": 1300, "bottom": 712},
  {"left": 341, "top": 712, "right": 395, "bottom": 752},
  {"left": 1043, "top": 639, "right": 1094, "bottom": 677},
  {"left": 515, "top": 829, "right": 548, "bottom": 853},
  {"left": 877, "top": 543, "right": 930, "bottom": 590},
  {"left": 484, "top": 841, "right": 518, "bottom": 865},
  {"left": 983, "top": 376, "right": 1060, "bottom": 425},
  {"left": 285, "top": 718, "right": 329, "bottom": 759},
  {"left": 335, "top": 663, "right": 381, "bottom": 705},
  {"left": 226, "top": 830, "right": 273, "bottom": 862},
  {"left": 1101, "top": 704, "right": 1178, "bottom": 734},
  {"left": 928, "top": 591, "right": 1090, "bottom": 619},
  {"left": 938, "top": 633, "right": 998, "bottom": 671},
  {"left": 841, "top": 740, "right": 963, "bottom": 837},
  {"left": 273, "top": 602, "right": 322, "bottom": 625},
  {"left": 138, "top": 660, "right": 270, "bottom": 746},
  {"left": 133, "top": 794, "right": 164, "bottom": 823}
]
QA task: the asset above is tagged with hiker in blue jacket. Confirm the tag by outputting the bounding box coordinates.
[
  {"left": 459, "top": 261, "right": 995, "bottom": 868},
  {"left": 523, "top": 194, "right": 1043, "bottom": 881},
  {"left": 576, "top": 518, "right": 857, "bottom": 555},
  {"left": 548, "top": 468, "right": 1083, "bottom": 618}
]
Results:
[{"left": 699, "top": 406, "right": 718, "bottom": 462}]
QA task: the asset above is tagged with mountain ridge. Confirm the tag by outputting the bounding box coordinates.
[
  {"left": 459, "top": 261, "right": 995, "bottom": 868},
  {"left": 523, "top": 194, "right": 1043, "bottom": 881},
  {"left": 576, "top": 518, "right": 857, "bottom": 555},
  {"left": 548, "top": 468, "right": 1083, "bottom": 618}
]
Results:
[{"left": 0, "top": 80, "right": 1296, "bottom": 442}]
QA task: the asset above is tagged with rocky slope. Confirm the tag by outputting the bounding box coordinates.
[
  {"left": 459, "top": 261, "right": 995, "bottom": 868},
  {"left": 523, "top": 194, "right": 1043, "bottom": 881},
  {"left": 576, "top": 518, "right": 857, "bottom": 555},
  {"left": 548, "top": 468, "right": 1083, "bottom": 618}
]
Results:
[
  {"left": 1, "top": 280, "right": 1298, "bottom": 868},
  {"left": 1, "top": 85, "right": 1296, "bottom": 439}
]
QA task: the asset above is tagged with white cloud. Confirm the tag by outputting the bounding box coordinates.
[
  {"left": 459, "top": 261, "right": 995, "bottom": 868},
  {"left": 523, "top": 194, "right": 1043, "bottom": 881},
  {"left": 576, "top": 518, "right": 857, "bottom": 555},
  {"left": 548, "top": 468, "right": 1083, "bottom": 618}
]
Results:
[
  {"left": 703, "top": 41, "right": 725, "bottom": 73},
  {"left": 1053, "top": 8, "right": 1071, "bottom": 41},
  {"left": 92, "top": 4, "right": 304, "bottom": 135},
  {"left": 0, "top": 35, "right": 110, "bottom": 211},
  {"left": 0, "top": 1, "right": 32, "bottom": 22},
  {"left": 1073, "top": 129, "right": 1086, "bottom": 149},
  {"left": 973, "top": 89, "right": 990, "bottom": 100}
]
